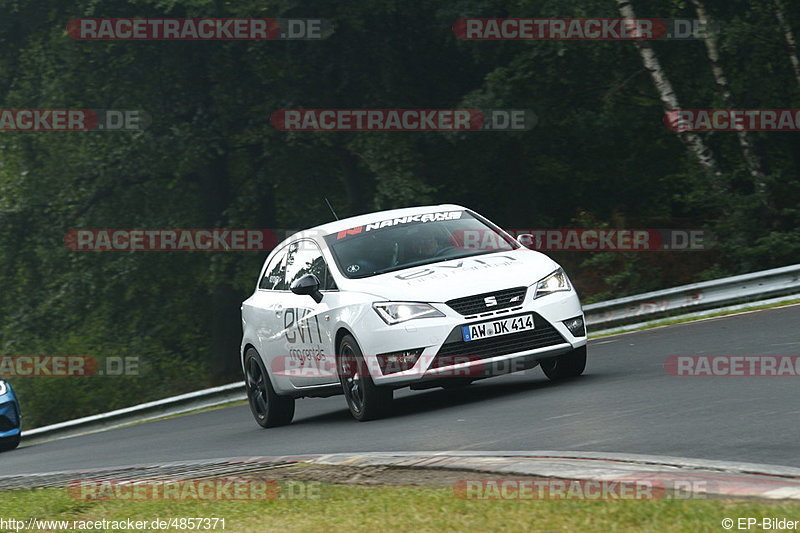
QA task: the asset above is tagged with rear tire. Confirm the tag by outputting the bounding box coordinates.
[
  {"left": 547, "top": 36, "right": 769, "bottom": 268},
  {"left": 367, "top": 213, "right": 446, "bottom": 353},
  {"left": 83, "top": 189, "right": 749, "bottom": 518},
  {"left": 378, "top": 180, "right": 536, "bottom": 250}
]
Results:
[
  {"left": 244, "top": 348, "right": 295, "bottom": 428},
  {"left": 0, "top": 434, "right": 20, "bottom": 452},
  {"left": 337, "top": 334, "right": 392, "bottom": 421},
  {"left": 541, "top": 345, "right": 587, "bottom": 381}
]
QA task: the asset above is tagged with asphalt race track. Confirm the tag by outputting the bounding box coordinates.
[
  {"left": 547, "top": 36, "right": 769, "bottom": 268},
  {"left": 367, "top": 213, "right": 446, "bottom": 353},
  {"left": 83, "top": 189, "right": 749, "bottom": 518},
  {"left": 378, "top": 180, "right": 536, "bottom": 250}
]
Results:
[{"left": 3, "top": 305, "right": 799, "bottom": 476}]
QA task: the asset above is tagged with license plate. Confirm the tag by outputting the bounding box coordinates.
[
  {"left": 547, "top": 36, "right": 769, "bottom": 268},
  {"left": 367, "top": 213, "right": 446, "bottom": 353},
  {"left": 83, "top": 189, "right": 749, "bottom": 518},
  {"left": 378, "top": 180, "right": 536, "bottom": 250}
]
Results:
[{"left": 461, "top": 314, "right": 535, "bottom": 342}]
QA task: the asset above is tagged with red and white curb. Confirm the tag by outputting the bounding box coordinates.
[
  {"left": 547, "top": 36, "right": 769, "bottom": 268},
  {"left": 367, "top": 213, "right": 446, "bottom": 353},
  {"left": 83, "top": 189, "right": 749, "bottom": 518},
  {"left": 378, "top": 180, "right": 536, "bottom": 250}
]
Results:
[
  {"left": 1, "top": 451, "right": 799, "bottom": 500},
  {"left": 303, "top": 451, "right": 800, "bottom": 499}
]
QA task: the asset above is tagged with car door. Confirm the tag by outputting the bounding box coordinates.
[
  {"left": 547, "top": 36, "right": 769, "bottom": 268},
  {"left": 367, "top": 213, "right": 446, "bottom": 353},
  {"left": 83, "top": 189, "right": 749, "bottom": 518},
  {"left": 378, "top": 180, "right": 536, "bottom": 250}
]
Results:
[
  {"left": 247, "top": 245, "right": 289, "bottom": 382},
  {"left": 279, "top": 239, "right": 339, "bottom": 388}
]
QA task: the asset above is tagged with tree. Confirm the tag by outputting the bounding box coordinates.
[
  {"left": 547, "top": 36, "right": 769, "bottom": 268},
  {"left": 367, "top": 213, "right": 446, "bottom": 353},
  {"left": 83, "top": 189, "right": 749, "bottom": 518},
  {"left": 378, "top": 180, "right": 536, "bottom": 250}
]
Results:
[
  {"left": 689, "top": 0, "right": 767, "bottom": 199},
  {"left": 615, "top": 0, "right": 722, "bottom": 188},
  {"left": 773, "top": 0, "right": 800, "bottom": 89}
]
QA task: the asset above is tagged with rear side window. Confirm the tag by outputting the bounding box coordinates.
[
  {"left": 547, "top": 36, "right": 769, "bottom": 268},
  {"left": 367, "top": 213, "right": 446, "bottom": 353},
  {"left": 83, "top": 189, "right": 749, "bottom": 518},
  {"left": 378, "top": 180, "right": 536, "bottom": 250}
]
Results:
[{"left": 259, "top": 248, "right": 288, "bottom": 290}]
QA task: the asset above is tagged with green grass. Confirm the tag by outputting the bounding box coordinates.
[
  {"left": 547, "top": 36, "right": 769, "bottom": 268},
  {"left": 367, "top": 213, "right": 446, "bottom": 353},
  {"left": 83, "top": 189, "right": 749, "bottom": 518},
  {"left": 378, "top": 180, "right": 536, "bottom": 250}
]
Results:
[{"left": 2, "top": 484, "right": 799, "bottom": 532}]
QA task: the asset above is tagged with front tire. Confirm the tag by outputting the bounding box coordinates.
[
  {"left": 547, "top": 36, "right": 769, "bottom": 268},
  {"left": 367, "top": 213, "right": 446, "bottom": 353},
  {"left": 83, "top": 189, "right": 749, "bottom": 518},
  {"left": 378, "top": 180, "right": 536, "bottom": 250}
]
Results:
[
  {"left": 337, "top": 334, "right": 392, "bottom": 421},
  {"left": 0, "top": 434, "right": 20, "bottom": 452},
  {"left": 244, "top": 348, "right": 295, "bottom": 428},
  {"left": 541, "top": 345, "right": 587, "bottom": 381}
]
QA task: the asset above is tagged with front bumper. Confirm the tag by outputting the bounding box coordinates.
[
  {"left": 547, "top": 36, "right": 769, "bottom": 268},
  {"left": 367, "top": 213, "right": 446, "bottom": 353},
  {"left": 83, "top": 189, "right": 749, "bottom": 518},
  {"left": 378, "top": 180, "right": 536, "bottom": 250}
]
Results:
[
  {"left": 356, "top": 289, "right": 586, "bottom": 387},
  {"left": 0, "top": 400, "right": 21, "bottom": 438}
]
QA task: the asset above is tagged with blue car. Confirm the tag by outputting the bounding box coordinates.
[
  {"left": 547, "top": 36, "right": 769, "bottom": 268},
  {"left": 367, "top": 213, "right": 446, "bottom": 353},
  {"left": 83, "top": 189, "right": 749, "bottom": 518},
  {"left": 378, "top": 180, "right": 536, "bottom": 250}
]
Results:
[{"left": 0, "top": 379, "right": 21, "bottom": 451}]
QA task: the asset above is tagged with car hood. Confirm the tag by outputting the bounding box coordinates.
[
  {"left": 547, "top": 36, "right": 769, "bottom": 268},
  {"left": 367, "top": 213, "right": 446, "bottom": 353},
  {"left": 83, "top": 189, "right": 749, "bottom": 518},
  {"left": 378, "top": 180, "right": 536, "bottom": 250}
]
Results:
[{"left": 340, "top": 249, "right": 559, "bottom": 302}]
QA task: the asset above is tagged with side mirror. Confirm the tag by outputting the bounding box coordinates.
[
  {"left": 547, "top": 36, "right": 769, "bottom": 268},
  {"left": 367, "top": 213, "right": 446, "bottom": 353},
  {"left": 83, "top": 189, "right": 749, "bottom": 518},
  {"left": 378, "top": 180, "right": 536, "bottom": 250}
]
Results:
[
  {"left": 516, "top": 233, "right": 538, "bottom": 249},
  {"left": 290, "top": 274, "right": 323, "bottom": 303}
]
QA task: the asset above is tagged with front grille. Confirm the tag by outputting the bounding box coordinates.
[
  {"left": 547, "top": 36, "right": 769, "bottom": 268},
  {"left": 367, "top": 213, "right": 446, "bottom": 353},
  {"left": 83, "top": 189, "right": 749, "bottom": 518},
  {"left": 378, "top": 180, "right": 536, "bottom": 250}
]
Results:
[
  {"left": 432, "top": 312, "right": 566, "bottom": 366},
  {"left": 446, "top": 287, "right": 527, "bottom": 316}
]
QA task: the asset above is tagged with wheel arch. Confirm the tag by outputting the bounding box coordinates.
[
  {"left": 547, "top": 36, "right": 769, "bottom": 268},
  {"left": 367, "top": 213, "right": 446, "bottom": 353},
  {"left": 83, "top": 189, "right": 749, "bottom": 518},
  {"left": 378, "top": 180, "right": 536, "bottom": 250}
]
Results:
[
  {"left": 334, "top": 327, "right": 354, "bottom": 356},
  {"left": 241, "top": 342, "right": 257, "bottom": 370},
  {"left": 241, "top": 343, "right": 281, "bottom": 392}
]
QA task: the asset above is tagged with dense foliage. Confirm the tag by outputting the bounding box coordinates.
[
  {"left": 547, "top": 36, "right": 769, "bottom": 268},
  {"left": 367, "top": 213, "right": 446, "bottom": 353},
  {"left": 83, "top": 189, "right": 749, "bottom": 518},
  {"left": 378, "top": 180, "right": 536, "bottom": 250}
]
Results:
[{"left": 1, "top": 0, "right": 798, "bottom": 427}]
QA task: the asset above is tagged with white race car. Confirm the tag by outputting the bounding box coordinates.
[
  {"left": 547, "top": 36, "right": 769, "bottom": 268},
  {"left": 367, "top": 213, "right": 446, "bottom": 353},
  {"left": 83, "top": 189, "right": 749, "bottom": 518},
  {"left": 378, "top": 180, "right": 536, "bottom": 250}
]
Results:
[{"left": 241, "top": 205, "right": 587, "bottom": 425}]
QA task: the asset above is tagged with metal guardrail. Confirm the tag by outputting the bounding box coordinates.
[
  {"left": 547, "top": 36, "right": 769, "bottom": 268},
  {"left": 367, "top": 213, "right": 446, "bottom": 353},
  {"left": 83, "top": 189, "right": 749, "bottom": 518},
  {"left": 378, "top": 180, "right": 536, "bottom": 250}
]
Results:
[
  {"left": 21, "top": 264, "right": 800, "bottom": 443},
  {"left": 583, "top": 264, "right": 800, "bottom": 329},
  {"left": 23, "top": 383, "right": 246, "bottom": 444}
]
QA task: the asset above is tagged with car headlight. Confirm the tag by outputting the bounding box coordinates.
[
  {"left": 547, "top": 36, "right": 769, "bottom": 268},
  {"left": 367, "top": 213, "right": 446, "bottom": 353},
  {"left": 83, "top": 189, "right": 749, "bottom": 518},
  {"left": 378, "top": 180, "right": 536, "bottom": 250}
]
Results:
[
  {"left": 0, "top": 380, "right": 7, "bottom": 396},
  {"left": 533, "top": 268, "right": 571, "bottom": 299},
  {"left": 373, "top": 302, "right": 445, "bottom": 325}
]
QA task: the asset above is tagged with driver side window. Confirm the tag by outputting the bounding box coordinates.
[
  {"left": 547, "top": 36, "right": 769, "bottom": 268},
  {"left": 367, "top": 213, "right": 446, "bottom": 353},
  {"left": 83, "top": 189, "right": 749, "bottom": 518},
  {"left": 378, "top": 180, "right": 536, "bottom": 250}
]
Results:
[{"left": 284, "top": 240, "right": 338, "bottom": 291}]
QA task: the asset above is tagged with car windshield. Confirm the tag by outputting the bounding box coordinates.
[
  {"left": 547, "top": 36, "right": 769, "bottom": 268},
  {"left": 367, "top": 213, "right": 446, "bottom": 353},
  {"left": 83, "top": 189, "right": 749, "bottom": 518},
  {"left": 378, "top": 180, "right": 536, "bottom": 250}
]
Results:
[{"left": 323, "top": 210, "right": 518, "bottom": 279}]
